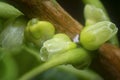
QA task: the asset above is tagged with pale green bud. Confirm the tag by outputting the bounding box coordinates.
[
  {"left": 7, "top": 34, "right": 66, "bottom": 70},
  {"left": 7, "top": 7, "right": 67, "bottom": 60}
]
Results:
[
  {"left": 40, "top": 33, "right": 77, "bottom": 61},
  {"left": 25, "top": 18, "right": 55, "bottom": 47},
  {"left": 84, "top": 5, "right": 109, "bottom": 26},
  {"left": 80, "top": 21, "right": 118, "bottom": 50}
]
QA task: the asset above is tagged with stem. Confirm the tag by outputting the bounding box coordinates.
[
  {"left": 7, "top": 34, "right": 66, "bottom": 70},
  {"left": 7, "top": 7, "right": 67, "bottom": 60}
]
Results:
[
  {"left": 99, "top": 43, "right": 120, "bottom": 79},
  {"left": 59, "top": 65, "right": 103, "bottom": 80},
  {"left": 19, "top": 48, "right": 91, "bottom": 80},
  {"left": 19, "top": 56, "right": 65, "bottom": 80},
  {"left": 7, "top": 0, "right": 82, "bottom": 39},
  {"left": 25, "top": 19, "right": 55, "bottom": 47},
  {"left": 22, "top": 46, "right": 41, "bottom": 61}
]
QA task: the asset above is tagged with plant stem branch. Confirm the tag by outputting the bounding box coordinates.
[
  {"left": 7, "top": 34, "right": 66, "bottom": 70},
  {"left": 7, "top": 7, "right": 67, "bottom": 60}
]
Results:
[
  {"left": 5, "top": 0, "right": 120, "bottom": 79},
  {"left": 22, "top": 46, "right": 41, "bottom": 61},
  {"left": 19, "top": 48, "right": 91, "bottom": 80},
  {"left": 99, "top": 43, "right": 120, "bottom": 79},
  {"left": 59, "top": 65, "right": 103, "bottom": 80},
  {"left": 19, "top": 58, "right": 62, "bottom": 80}
]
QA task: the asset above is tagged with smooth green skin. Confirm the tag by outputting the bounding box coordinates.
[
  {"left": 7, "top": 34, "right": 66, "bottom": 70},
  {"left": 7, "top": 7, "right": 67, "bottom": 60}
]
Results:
[
  {"left": 53, "top": 33, "right": 72, "bottom": 41},
  {"left": 80, "top": 21, "right": 118, "bottom": 50},
  {"left": 25, "top": 18, "right": 55, "bottom": 47},
  {"left": 0, "top": 16, "right": 28, "bottom": 50},
  {"left": 19, "top": 48, "right": 91, "bottom": 80},
  {"left": 0, "top": 1, "right": 22, "bottom": 19},
  {"left": 40, "top": 33, "right": 77, "bottom": 61}
]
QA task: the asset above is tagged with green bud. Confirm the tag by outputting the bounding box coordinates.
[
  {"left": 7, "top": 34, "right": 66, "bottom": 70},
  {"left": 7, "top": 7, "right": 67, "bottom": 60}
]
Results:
[
  {"left": 25, "top": 18, "right": 55, "bottom": 47},
  {"left": 83, "top": 1, "right": 119, "bottom": 47},
  {"left": 82, "top": 0, "right": 106, "bottom": 12},
  {"left": 40, "top": 33, "right": 77, "bottom": 61},
  {"left": 84, "top": 4, "right": 109, "bottom": 26},
  {"left": 80, "top": 21, "right": 118, "bottom": 50},
  {"left": 0, "top": 2, "right": 22, "bottom": 19}
]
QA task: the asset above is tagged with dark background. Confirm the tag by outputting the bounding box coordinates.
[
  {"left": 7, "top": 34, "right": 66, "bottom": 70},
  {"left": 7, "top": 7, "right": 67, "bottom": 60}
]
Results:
[{"left": 57, "top": 0, "right": 120, "bottom": 39}]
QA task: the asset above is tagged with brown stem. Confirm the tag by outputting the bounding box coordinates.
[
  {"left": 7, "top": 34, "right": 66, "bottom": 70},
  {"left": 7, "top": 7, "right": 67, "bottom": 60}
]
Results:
[
  {"left": 99, "top": 43, "right": 120, "bottom": 79},
  {"left": 8, "top": 0, "right": 82, "bottom": 39}
]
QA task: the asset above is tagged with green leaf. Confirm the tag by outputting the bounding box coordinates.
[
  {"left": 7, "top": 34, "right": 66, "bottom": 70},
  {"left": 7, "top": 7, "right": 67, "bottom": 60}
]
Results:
[
  {"left": 0, "top": 16, "right": 28, "bottom": 50},
  {"left": 0, "top": 1, "right": 22, "bottom": 19},
  {"left": 11, "top": 46, "right": 42, "bottom": 78}
]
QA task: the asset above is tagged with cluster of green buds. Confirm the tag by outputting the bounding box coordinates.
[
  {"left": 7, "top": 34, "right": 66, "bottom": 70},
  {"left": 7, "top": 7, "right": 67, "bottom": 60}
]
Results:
[
  {"left": 79, "top": 4, "right": 118, "bottom": 50},
  {"left": 0, "top": 0, "right": 119, "bottom": 80},
  {"left": 19, "top": 2, "right": 118, "bottom": 80},
  {"left": 39, "top": 33, "right": 91, "bottom": 69}
]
